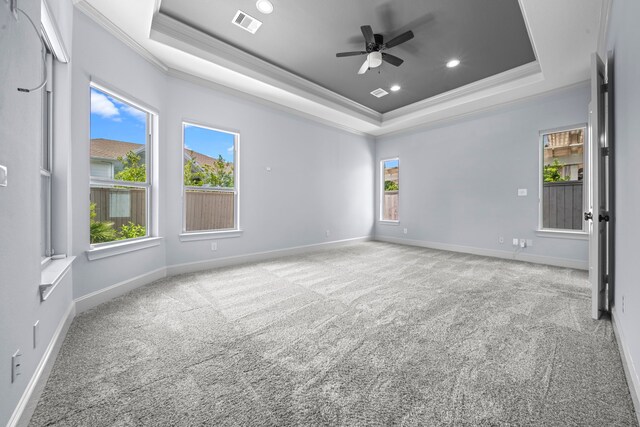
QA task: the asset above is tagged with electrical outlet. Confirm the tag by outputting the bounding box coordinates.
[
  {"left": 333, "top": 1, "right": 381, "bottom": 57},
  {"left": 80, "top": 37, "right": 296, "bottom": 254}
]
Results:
[
  {"left": 11, "top": 350, "right": 22, "bottom": 383},
  {"left": 498, "top": 236, "right": 504, "bottom": 244},
  {"left": 325, "top": 230, "right": 330, "bottom": 237},
  {"left": 518, "top": 188, "right": 527, "bottom": 196},
  {"left": 622, "top": 295, "right": 625, "bottom": 314},
  {"left": 403, "top": 228, "right": 408, "bottom": 234},
  {"left": 210, "top": 242, "right": 217, "bottom": 251},
  {"left": 519, "top": 239, "right": 526, "bottom": 248},
  {"left": 512, "top": 238, "right": 519, "bottom": 246},
  {"left": 33, "top": 321, "right": 39, "bottom": 349},
  {"left": 526, "top": 239, "right": 533, "bottom": 247}
]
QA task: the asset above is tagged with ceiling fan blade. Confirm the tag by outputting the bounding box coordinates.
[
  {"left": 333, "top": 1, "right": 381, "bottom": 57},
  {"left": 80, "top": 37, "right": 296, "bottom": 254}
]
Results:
[
  {"left": 358, "top": 58, "right": 369, "bottom": 74},
  {"left": 384, "top": 30, "right": 414, "bottom": 49},
  {"left": 361, "top": 25, "right": 375, "bottom": 45},
  {"left": 382, "top": 53, "right": 404, "bottom": 67},
  {"left": 336, "top": 51, "right": 367, "bottom": 57}
]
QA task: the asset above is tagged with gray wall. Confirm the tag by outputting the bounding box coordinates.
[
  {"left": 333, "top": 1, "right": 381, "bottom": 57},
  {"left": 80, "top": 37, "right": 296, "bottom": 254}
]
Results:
[
  {"left": 607, "top": 0, "right": 640, "bottom": 408},
  {"left": 70, "top": 10, "right": 374, "bottom": 298},
  {"left": 0, "top": 1, "right": 74, "bottom": 424},
  {"left": 375, "top": 85, "right": 590, "bottom": 267},
  {"left": 69, "top": 10, "right": 168, "bottom": 298},
  {"left": 164, "top": 77, "right": 375, "bottom": 267}
]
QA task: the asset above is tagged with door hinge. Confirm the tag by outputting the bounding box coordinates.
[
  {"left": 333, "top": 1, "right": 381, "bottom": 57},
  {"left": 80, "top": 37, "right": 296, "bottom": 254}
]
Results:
[
  {"left": 602, "top": 83, "right": 609, "bottom": 93},
  {"left": 601, "top": 147, "right": 610, "bottom": 156},
  {"left": 604, "top": 274, "right": 609, "bottom": 284}
]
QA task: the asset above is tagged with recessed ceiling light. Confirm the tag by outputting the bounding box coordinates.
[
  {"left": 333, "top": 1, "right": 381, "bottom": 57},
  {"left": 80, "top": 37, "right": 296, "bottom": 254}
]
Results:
[
  {"left": 446, "top": 59, "right": 461, "bottom": 68},
  {"left": 256, "top": 0, "right": 274, "bottom": 14},
  {"left": 390, "top": 85, "right": 401, "bottom": 92}
]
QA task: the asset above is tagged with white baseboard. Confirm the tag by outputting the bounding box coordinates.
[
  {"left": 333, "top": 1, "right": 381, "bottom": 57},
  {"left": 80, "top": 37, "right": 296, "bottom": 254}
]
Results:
[
  {"left": 375, "top": 235, "right": 589, "bottom": 270},
  {"left": 612, "top": 309, "right": 640, "bottom": 426},
  {"left": 167, "top": 236, "right": 371, "bottom": 276},
  {"left": 74, "top": 267, "right": 167, "bottom": 314},
  {"left": 7, "top": 302, "right": 76, "bottom": 427}
]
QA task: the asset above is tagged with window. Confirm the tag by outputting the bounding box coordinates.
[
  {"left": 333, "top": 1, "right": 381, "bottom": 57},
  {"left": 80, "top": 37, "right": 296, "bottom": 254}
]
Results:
[
  {"left": 89, "top": 85, "right": 153, "bottom": 244},
  {"left": 41, "top": 50, "right": 53, "bottom": 262},
  {"left": 540, "top": 126, "right": 586, "bottom": 231},
  {"left": 380, "top": 158, "right": 399, "bottom": 222},
  {"left": 182, "top": 123, "right": 238, "bottom": 232}
]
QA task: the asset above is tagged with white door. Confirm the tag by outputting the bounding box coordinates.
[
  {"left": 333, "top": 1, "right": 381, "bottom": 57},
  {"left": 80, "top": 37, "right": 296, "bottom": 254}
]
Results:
[{"left": 588, "top": 53, "right": 608, "bottom": 320}]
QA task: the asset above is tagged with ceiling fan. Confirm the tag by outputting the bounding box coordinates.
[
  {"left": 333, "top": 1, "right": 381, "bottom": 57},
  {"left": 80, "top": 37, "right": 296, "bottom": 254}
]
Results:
[{"left": 336, "top": 25, "right": 414, "bottom": 74}]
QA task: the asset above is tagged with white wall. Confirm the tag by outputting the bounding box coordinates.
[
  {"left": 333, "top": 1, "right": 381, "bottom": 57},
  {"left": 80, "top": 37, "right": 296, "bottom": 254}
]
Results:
[
  {"left": 607, "top": 0, "right": 640, "bottom": 413},
  {"left": 375, "top": 85, "right": 590, "bottom": 268},
  {"left": 0, "top": 1, "right": 74, "bottom": 425},
  {"left": 70, "top": 10, "right": 374, "bottom": 299}
]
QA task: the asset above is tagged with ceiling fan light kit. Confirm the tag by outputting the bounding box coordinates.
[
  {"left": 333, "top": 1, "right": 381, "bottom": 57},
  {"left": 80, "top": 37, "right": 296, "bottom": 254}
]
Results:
[{"left": 336, "top": 24, "right": 414, "bottom": 75}]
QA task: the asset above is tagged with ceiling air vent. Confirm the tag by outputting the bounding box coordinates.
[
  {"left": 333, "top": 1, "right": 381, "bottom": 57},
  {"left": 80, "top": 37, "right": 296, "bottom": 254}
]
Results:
[
  {"left": 232, "top": 10, "right": 262, "bottom": 34},
  {"left": 370, "top": 88, "right": 389, "bottom": 98}
]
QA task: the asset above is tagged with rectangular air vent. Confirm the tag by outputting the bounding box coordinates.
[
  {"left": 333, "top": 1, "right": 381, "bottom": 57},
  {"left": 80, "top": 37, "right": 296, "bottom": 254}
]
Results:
[
  {"left": 232, "top": 10, "right": 262, "bottom": 34},
  {"left": 370, "top": 88, "right": 389, "bottom": 98}
]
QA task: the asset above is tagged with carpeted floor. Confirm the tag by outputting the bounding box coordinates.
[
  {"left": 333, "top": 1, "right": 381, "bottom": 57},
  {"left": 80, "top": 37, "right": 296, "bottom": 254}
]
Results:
[{"left": 30, "top": 242, "right": 638, "bottom": 426}]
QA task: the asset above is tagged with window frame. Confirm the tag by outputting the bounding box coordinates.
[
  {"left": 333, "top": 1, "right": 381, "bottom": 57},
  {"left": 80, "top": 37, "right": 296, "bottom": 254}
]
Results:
[
  {"left": 41, "top": 50, "right": 53, "bottom": 266},
  {"left": 379, "top": 157, "right": 400, "bottom": 223},
  {"left": 181, "top": 121, "right": 240, "bottom": 235},
  {"left": 88, "top": 82, "right": 155, "bottom": 247},
  {"left": 537, "top": 123, "right": 588, "bottom": 235}
]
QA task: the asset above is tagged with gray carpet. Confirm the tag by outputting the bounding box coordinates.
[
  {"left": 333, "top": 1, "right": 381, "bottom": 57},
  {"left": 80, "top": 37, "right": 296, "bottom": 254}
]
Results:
[{"left": 30, "top": 242, "right": 638, "bottom": 426}]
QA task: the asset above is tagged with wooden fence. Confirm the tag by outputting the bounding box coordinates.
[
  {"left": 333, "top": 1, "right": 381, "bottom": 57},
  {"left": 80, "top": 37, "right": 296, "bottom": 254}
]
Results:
[
  {"left": 185, "top": 190, "right": 234, "bottom": 231},
  {"left": 90, "top": 187, "right": 235, "bottom": 231},
  {"left": 90, "top": 187, "right": 146, "bottom": 230},
  {"left": 542, "top": 181, "right": 583, "bottom": 230},
  {"left": 383, "top": 191, "right": 398, "bottom": 221}
]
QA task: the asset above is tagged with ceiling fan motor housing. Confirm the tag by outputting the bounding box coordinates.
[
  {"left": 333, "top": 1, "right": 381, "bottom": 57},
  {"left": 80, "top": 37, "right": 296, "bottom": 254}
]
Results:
[{"left": 368, "top": 34, "right": 384, "bottom": 51}]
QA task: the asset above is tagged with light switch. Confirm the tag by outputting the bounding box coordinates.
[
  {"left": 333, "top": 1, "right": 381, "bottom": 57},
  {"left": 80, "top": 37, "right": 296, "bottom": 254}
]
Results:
[
  {"left": 517, "top": 188, "right": 527, "bottom": 196},
  {"left": 0, "top": 165, "right": 7, "bottom": 187}
]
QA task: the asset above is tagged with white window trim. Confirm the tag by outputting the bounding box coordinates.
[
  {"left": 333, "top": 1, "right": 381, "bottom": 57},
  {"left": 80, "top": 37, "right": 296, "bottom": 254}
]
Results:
[
  {"left": 86, "top": 237, "right": 163, "bottom": 261},
  {"left": 40, "top": 49, "right": 53, "bottom": 266},
  {"left": 181, "top": 120, "right": 241, "bottom": 235},
  {"left": 379, "top": 157, "right": 400, "bottom": 223},
  {"left": 537, "top": 124, "right": 588, "bottom": 235},
  {"left": 89, "top": 82, "right": 156, "bottom": 248}
]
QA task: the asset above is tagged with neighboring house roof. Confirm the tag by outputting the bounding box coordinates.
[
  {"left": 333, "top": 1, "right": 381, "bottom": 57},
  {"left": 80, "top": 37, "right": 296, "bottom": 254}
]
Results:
[
  {"left": 90, "top": 139, "right": 143, "bottom": 161},
  {"left": 184, "top": 149, "right": 217, "bottom": 168},
  {"left": 90, "top": 138, "right": 219, "bottom": 168}
]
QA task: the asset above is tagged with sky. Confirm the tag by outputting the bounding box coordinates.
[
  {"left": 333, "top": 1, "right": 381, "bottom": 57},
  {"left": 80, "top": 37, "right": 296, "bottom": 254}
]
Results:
[
  {"left": 90, "top": 87, "right": 147, "bottom": 145},
  {"left": 90, "top": 87, "right": 235, "bottom": 161},
  {"left": 384, "top": 159, "right": 399, "bottom": 168},
  {"left": 184, "top": 124, "right": 235, "bottom": 163}
]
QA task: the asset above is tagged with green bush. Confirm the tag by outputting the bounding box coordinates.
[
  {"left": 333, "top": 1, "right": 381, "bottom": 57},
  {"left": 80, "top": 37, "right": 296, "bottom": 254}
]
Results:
[
  {"left": 89, "top": 203, "right": 117, "bottom": 243},
  {"left": 384, "top": 180, "right": 399, "bottom": 191},
  {"left": 544, "top": 159, "right": 570, "bottom": 182},
  {"left": 118, "top": 222, "right": 146, "bottom": 240}
]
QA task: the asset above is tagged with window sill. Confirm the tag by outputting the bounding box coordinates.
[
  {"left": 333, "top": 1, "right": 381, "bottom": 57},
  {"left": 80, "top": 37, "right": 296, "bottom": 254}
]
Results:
[
  {"left": 86, "top": 237, "right": 163, "bottom": 261},
  {"left": 179, "top": 230, "right": 243, "bottom": 242},
  {"left": 535, "top": 229, "right": 588, "bottom": 240},
  {"left": 378, "top": 220, "right": 400, "bottom": 226},
  {"left": 40, "top": 256, "right": 76, "bottom": 302}
]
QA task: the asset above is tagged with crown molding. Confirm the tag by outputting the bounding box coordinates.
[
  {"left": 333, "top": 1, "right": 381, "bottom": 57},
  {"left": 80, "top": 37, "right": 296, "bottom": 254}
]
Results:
[
  {"left": 150, "top": 11, "right": 381, "bottom": 124},
  {"left": 382, "top": 61, "right": 541, "bottom": 123},
  {"left": 74, "top": 0, "right": 168, "bottom": 73},
  {"left": 166, "top": 68, "right": 372, "bottom": 138}
]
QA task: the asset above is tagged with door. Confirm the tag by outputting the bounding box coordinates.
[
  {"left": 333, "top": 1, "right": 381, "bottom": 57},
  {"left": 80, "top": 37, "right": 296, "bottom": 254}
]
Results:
[{"left": 588, "top": 53, "right": 608, "bottom": 320}]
